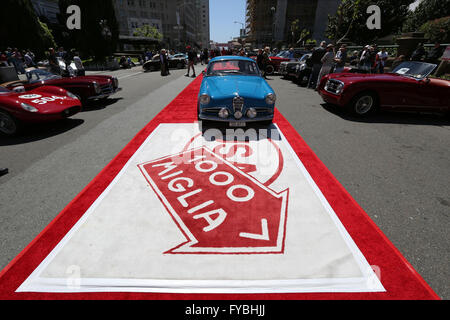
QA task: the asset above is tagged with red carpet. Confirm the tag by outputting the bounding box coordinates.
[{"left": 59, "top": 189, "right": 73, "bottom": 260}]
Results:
[{"left": 0, "top": 75, "right": 439, "bottom": 300}]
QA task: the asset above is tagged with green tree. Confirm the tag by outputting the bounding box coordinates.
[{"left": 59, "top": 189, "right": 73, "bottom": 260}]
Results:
[
  {"left": 419, "top": 16, "right": 450, "bottom": 43},
  {"left": 290, "top": 19, "right": 311, "bottom": 46},
  {"left": 133, "top": 24, "right": 163, "bottom": 41},
  {"left": 403, "top": 0, "right": 450, "bottom": 32},
  {"left": 326, "top": 0, "right": 415, "bottom": 44},
  {"left": 58, "top": 0, "right": 119, "bottom": 60},
  {"left": 0, "top": 0, "right": 56, "bottom": 56}
]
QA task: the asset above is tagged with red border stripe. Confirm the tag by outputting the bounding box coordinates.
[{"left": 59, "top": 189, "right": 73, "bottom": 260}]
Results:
[{"left": 0, "top": 75, "right": 439, "bottom": 300}]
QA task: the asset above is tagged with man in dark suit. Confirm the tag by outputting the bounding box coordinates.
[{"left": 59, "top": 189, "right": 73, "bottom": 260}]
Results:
[
  {"left": 160, "top": 49, "right": 168, "bottom": 76},
  {"left": 307, "top": 41, "right": 327, "bottom": 89}
]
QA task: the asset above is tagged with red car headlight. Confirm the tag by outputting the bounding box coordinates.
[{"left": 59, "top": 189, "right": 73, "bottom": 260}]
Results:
[{"left": 21, "top": 103, "right": 38, "bottom": 113}]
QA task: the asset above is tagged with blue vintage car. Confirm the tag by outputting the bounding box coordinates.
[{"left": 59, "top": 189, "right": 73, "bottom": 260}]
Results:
[{"left": 198, "top": 56, "right": 276, "bottom": 127}]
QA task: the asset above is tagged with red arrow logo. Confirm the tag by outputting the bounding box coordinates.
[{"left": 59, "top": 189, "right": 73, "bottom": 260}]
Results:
[{"left": 138, "top": 147, "right": 289, "bottom": 254}]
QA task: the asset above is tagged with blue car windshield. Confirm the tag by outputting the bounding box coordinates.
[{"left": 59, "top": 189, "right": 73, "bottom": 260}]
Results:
[{"left": 207, "top": 60, "right": 260, "bottom": 76}]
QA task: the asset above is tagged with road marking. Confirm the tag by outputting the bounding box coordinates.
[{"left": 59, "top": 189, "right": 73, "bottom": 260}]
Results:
[{"left": 118, "top": 71, "right": 144, "bottom": 80}]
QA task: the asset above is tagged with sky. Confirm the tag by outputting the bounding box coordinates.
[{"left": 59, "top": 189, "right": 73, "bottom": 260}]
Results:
[
  {"left": 409, "top": 0, "right": 423, "bottom": 11},
  {"left": 210, "top": 0, "right": 246, "bottom": 43},
  {"left": 209, "top": 0, "right": 422, "bottom": 43}
]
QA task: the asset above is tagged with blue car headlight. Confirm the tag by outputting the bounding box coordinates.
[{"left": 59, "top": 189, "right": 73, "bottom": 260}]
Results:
[
  {"left": 219, "top": 108, "right": 229, "bottom": 118},
  {"left": 265, "top": 93, "right": 276, "bottom": 105},
  {"left": 200, "top": 94, "right": 211, "bottom": 105}
]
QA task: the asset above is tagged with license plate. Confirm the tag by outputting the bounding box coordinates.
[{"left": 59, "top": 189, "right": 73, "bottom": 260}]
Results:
[{"left": 229, "top": 122, "right": 246, "bottom": 127}]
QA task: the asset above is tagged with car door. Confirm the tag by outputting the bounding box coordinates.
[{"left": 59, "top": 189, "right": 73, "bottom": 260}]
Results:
[{"left": 416, "top": 78, "right": 450, "bottom": 111}]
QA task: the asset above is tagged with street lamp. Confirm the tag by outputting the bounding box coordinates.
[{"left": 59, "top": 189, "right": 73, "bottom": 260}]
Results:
[
  {"left": 234, "top": 21, "right": 245, "bottom": 38},
  {"left": 270, "top": 7, "right": 276, "bottom": 46}
]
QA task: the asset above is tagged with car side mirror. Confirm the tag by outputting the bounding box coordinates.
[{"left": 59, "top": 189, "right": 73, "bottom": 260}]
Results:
[{"left": 420, "top": 77, "right": 430, "bottom": 84}]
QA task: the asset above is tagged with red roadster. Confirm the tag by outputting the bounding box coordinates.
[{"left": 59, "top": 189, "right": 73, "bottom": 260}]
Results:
[
  {"left": 3, "top": 69, "right": 121, "bottom": 103},
  {"left": 0, "top": 85, "right": 82, "bottom": 136},
  {"left": 319, "top": 61, "right": 450, "bottom": 116}
]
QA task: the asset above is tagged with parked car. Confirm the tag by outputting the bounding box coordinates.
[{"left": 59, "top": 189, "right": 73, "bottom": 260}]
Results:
[
  {"left": 198, "top": 56, "right": 276, "bottom": 127},
  {"left": 143, "top": 54, "right": 186, "bottom": 72},
  {"left": 318, "top": 61, "right": 450, "bottom": 116},
  {"left": 172, "top": 53, "right": 188, "bottom": 63},
  {"left": 0, "top": 85, "right": 82, "bottom": 136},
  {"left": 280, "top": 53, "right": 312, "bottom": 80},
  {"left": 294, "top": 53, "right": 313, "bottom": 86},
  {"left": 3, "top": 68, "right": 121, "bottom": 104},
  {"left": 266, "top": 49, "right": 310, "bottom": 75}
]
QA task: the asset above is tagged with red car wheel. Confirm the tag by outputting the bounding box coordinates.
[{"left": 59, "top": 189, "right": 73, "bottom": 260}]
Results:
[
  {"left": 350, "top": 92, "right": 378, "bottom": 116},
  {"left": 0, "top": 110, "right": 19, "bottom": 136}
]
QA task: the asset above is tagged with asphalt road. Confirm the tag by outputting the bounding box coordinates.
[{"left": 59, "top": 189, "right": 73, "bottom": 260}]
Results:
[
  {"left": 269, "top": 75, "right": 450, "bottom": 299},
  {"left": 0, "top": 67, "right": 449, "bottom": 299}
]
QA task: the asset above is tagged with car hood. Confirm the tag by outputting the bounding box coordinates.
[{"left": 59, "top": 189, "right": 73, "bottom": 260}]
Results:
[
  {"left": 204, "top": 76, "right": 272, "bottom": 100},
  {"left": 328, "top": 72, "right": 416, "bottom": 84},
  {"left": 1, "top": 88, "right": 79, "bottom": 112}
]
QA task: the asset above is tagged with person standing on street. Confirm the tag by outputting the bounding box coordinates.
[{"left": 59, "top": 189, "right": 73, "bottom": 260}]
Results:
[
  {"left": 411, "top": 43, "right": 426, "bottom": 61},
  {"left": 24, "top": 50, "right": 35, "bottom": 68},
  {"left": 73, "top": 51, "right": 85, "bottom": 76},
  {"left": 359, "top": 45, "right": 372, "bottom": 73},
  {"left": 262, "top": 47, "right": 271, "bottom": 79},
  {"left": 316, "top": 44, "right": 335, "bottom": 90},
  {"left": 426, "top": 42, "right": 445, "bottom": 64},
  {"left": 185, "top": 46, "right": 196, "bottom": 78},
  {"left": 369, "top": 45, "right": 378, "bottom": 73},
  {"left": 256, "top": 48, "right": 264, "bottom": 73},
  {"left": 202, "top": 48, "right": 209, "bottom": 65},
  {"left": 48, "top": 48, "right": 60, "bottom": 74},
  {"left": 334, "top": 44, "right": 347, "bottom": 73},
  {"left": 288, "top": 47, "right": 295, "bottom": 59},
  {"left": 376, "top": 48, "right": 389, "bottom": 74},
  {"left": 308, "top": 41, "right": 327, "bottom": 89},
  {"left": 160, "top": 49, "right": 168, "bottom": 76}
]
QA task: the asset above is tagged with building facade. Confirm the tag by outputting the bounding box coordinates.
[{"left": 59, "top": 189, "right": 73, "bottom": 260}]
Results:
[
  {"left": 31, "top": 0, "right": 60, "bottom": 25},
  {"left": 113, "top": 0, "right": 210, "bottom": 50},
  {"left": 195, "top": 0, "right": 210, "bottom": 49},
  {"left": 246, "top": 0, "right": 341, "bottom": 48}
]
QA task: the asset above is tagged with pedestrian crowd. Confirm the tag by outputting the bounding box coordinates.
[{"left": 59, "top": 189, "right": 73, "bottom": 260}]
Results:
[
  {"left": 1, "top": 46, "right": 85, "bottom": 76},
  {"left": 0, "top": 48, "right": 36, "bottom": 74}
]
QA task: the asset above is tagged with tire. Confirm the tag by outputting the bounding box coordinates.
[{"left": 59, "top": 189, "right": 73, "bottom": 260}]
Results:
[
  {"left": 265, "top": 65, "right": 274, "bottom": 75},
  {"left": 349, "top": 92, "right": 378, "bottom": 116},
  {"left": 0, "top": 109, "right": 20, "bottom": 136}
]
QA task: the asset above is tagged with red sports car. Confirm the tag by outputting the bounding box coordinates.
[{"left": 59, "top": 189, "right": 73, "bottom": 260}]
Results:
[
  {"left": 3, "top": 69, "right": 121, "bottom": 103},
  {"left": 0, "top": 85, "right": 82, "bottom": 136},
  {"left": 318, "top": 61, "right": 450, "bottom": 116},
  {"left": 266, "top": 50, "right": 309, "bottom": 75}
]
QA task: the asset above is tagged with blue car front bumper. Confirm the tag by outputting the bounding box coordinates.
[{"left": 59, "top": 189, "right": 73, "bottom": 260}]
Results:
[{"left": 198, "top": 113, "right": 274, "bottom": 123}]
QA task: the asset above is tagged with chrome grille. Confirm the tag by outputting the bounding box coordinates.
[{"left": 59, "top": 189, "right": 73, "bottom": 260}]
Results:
[
  {"left": 325, "top": 79, "right": 343, "bottom": 94},
  {"left": 233, "top": 96, "right": 244, "bottom": 112},
  {"left": 100, "top": 84, "right": 114, "bottom": 94}
]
